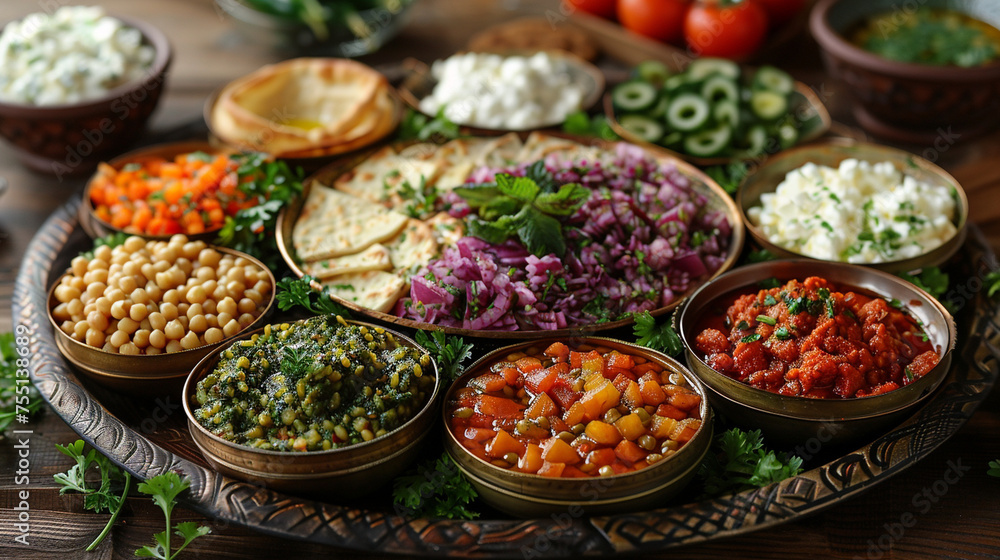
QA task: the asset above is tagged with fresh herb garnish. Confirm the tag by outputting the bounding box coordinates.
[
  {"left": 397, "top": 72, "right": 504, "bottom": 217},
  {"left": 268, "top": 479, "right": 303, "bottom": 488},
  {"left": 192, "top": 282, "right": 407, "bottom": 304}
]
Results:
[
  {"left": 633, "top": 311, "right": 683, "bottom": 357},
  {"left": 217, "top": 152, "right": 303, "bottom": 270},
  {"left": 898, "top": 267, "right": 949, "bottom": 300},
  {"left": 398, "top": 106, "right": 460, "bottom": 141},
  {"left": 774, "top": 326, "right": 792, "bottom": 340},
  {"left": 988, "top": 460, "right": 1000, "bottom": 478},
  {"left": 392, "top": 453, "right": 479, "bottom": 519},
  {"left": 746, "top": 249, "right": 777, "bottom": 263},
  {"left": 756, "top": 315, "right": 776, "bottom": 326},
  {"left": 736, "top": 320, "right": 750, "bottom": 330},
  {"left": 904, "top": 367, "right": 915, "bottom": 382},
  {"left": 79, "top": 232, "right": 129, "bottom": 260},
  {"left": 414, "top": 330, "right": 473, "bottom": 383},
  {"left": 135, "top": 472, "right": 211, "bottom": 559},
  {"left": 455, "top": 162, "right": 589, "bottom": 258},
  {"left": 275, "top": 275, "right": 352, "bottom": 317},
  {"left": 0, "top": 333, "right": 41, "bottom": 432},
  {"left": 763, "top": 294, "right": 777, "bottom": 306},
  {"left": 53, "top": 440, "right": 131, "bottom": 551},
  {"left": 561, "top": 110, "right": 619, "bottom": 140},
  {"left": 699, "top": 428, "right": 804, "bottom": 497},
  {"left": 888, "top": 298, "right": 904, "bottom": 309},
  {"left": 705, "top": 162, "right": 750, "bottom": 195},
  {"left": 397, "top": 175, "right": 442, "bottom": 219},
  {"left": 741, "top": 334, "right": 761, "bottom": 343}
]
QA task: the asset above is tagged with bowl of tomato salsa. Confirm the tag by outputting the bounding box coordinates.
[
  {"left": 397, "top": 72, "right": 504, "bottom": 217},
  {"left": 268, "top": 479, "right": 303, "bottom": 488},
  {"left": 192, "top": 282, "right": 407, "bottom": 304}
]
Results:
[
  {"left": 677, "top": 260, "right": 956, "bottom": 447},
  {"left": 443, "top": 338, "right": 713, "bottom": 517}
]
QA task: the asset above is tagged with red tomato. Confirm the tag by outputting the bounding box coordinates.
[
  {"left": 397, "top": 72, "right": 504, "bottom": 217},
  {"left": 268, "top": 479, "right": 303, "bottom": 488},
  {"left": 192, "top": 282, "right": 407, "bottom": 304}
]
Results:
[
  {"left": 617, "top": 0, "right": 691, "bottom": 44},
  {"left": 564, "top": 0, "right": 618, "bottom": 19},
  {"left": 754, "top": 0, "right": 805, "bottom": 26},
  {"left": 684, "top": 0, "right": 769, "bottom": 60}
]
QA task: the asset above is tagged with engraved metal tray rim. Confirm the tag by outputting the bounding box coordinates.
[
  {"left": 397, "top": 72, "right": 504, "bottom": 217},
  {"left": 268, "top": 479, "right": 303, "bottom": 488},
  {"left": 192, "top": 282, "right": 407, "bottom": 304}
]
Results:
[{"left": 15, "top": 195, "right": 1000, "bottom": 557}]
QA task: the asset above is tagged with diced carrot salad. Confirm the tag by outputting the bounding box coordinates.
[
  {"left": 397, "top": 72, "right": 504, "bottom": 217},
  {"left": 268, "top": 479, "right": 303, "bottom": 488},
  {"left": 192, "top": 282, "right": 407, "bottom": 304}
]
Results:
[{"left": 88, "top": 151, "right": 256, "bottom": 236}]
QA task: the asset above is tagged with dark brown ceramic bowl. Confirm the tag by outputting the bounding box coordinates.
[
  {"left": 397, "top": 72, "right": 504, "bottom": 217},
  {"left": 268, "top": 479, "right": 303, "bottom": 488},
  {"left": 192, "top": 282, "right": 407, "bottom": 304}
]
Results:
[
  {"left": 810, "top": 0, "right": 1000, "bottom": 143},
  {"left": 80, "top": 141, "right": 230, "bottom": 242},
  {"left": 183, "top": 318, "right": 440, "bottom": 497},
  {"left": 443, "top": 338, "right": 713, "bottom": 518},
  {"left": 676, "top": 260, "right": 956, "bottom": 448},
  {"left": 0, "top": 13, "right": 172, "bottom": 176}
]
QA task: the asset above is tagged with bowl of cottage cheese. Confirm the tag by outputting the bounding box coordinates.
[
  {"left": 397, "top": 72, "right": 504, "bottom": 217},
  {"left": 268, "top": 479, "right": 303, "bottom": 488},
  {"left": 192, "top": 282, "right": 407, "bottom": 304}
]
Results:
[
  {"left": 739, "top": 139, "right": 968, "bottom": 273},
  {"left": 0, "top": 6, "right": 171, "bottom": 176}
]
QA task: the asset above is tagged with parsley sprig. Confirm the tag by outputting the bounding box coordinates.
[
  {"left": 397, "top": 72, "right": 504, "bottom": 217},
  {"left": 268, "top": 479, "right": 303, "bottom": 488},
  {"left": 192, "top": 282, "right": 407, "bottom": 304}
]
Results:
[
  {"left": 392, "top": 453, "right": 479, "bottom": 520},
  {"left": 275, "top": 275, "right": 352, "bottom": 317},
  {"left": 699, "top": 428, "right": 804, "bottom": 497},
  {"left": 898, "top": 267, "right": 949, "bottom": 300},
  {"left": 632, "top": 311, "right": 683, "bottom": 357},
  {"left": 79, "top": 232, "right": 129, "bottom": 260},
  {"left": 0, "top": 332, "right": 41, "bottom": 433},
  {"left": 988, "top": 460, "right": 1000, "bottom": 478},
  {"left": 398, "top": 107, "right": 460, "bottom": 141},
  {"left": 217, "top": 152, "right": 303, "bottom": 270},
  {"left": 135, "top": 472, "right": 211, "bottom": 559},
  {"left": 53, "top": 440, "right": 131, "bottom": 551},
  {"left": 414, "top": 330, "right": 474, "bottom": 383},
  {"left": 455, "top": 161, "right": 589, "bottom": 258}
]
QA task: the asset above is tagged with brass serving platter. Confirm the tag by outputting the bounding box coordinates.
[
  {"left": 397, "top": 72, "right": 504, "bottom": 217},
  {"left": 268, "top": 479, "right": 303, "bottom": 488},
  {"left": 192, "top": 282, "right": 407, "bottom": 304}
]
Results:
[
  {"left": 15, "top": 190, "right": 1000, "bottom": 556},
  {"left": 275, "top": 135, "right": 746, "bottom": 339}
]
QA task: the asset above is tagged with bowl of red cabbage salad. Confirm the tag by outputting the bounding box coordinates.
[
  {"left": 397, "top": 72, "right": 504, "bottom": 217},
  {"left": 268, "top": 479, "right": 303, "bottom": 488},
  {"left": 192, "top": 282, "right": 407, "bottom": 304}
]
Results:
[{"left": 394, "top": 144, "right": 733, "bottom": 331}]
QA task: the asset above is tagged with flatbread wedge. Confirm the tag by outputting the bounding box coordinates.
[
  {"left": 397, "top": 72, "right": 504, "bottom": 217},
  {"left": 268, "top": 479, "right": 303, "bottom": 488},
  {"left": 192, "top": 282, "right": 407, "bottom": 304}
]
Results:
[
  {"left": 385, "top": 219, "right": 438, "bottom": 274},
  {"left": 293, "top": 185, "right": 408, "bottom": 261},
  {"left": 517, "top": 132, "right": 584, "bottom": 163},
  {"left": 300, "top": 244, "right": 392, "bottom": 279},
  {"left": 334, "top": 147, "right": 441, "bottom": 208},
  {"left": 319, "top": 271, "right": 408, "bottom": 313}
]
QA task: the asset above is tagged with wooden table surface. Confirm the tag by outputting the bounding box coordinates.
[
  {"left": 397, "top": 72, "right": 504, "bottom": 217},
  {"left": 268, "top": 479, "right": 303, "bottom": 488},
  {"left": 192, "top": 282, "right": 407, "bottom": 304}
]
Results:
[{"left": 0, "top": 0, "right": 998, "bottom": 558}]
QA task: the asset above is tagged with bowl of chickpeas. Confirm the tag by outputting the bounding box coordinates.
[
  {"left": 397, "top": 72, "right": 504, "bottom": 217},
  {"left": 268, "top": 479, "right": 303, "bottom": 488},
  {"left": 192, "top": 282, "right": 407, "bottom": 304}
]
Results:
[{"left": 48, "top": 234, "right": 275, "bottom": 395}]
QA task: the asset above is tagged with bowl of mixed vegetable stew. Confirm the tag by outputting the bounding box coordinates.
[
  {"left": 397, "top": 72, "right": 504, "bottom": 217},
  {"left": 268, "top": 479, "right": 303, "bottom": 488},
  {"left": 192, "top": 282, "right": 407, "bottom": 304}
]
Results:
[
  {"left": 183, "top": 315, "right": 440, "bottom": 497},
  {"left": 443, "top": 338, "right": 712, "bottom": 517},
  {"left": 676, "top": 259, "right": 956, "bottom": 448},
  {"left": 811, "top": 0, "right": 1000, "bottom": 142}
]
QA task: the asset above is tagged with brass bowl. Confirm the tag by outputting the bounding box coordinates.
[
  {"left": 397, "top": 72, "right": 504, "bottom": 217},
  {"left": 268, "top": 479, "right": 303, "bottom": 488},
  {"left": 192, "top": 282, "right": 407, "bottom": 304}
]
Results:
[
  {"left": 605, "top": 74, "right": 831, "bottom": 167},
  {"left": 274, "top": 135, "right": 745, "bottom": 339},
  {"left": 442, "top": 337, "right": 713, "bottom": 517},
  {"left": 676, "top": 260, "right": 956, "bottom": 448},
  {"left": 47, "top": 246, "right": 275, "bottom": 396},
  {"left": 182, "top": 318, "right": 440, "bottom": 497},
  {"left": 738, "top": 138, "right": 969, "bottom": 273},
  {"left": 80, "top": 141, "right": 230, "bottom": 242},
  {"left": 398, "top": 49, "right": 605, "bottom": 133}
]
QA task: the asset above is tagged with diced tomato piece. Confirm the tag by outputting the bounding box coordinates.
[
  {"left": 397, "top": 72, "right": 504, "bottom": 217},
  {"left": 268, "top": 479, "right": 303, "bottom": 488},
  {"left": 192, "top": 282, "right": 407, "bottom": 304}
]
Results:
[
  {"left": 655, "top": 404, "right": 688, "bottom": 420},
  {"left": 650, "top": 415, "right": 679, "bottom": 439},
  {"left": 581, "top": 351, "right": 604, "bottom": 376},
  {"left": 671, "top": 419, "right": 701, "bottom": 443},
  {"left": 585, "top": 448, "right": 617, "bottom": 467},
  {"left": 486, "top": 429, "right": 525, "bottom": 458},
  {"left": 548, "top": 362, "right": 571, "bottom": 376},
  {"left": 611, "top": 372, "right": 635, "bottom": 392},
  {"left": 475, "top": 395, "right": 525, "bottom": 418},
  {"left": 525, "top": 368, "right": 558, "bottom": 394},
  {"left": 580, "top": 382, "right": 621, "bottom": 421},
  {"left": 550, "top": 385, "right": 581, "bottom": 410},
  {"left": 515, "top": 356, "right": 543, "bottom": 373},
  {"left": 562, "top": 401, "right": 585, "bottom": 426},
  {"left": 470, "top": 373, "right": 506, "bottom": 392},
  {"left": 548, "top": 415, "right": 570, "bottom": 435},
  {"left": 540, "top": 437, "right": 581, "bottom": 464},
  {"left": 537, "top": 461, "right": 566, "bottom": 478},
  {"left": 570, "top": 351, "right": 585, "bottom": 369},
  {"left": 667, "top": 391, "right": 701, "bottom": 411},
  {"left": 525, "top": 392, "right": 558, "bottom": 419},
  {"left": 605, "top": 351, "right": 635, "bottom": 372},
  {"left": 610, "top": 461, "right": 631, "bottom": 474},
  {"left": 572, "top": 437, "right": 597, "bottom": 456},
  {"left": 544, "top": 342, "right": 570, "bottom": 362},
  {"left": 639, "top": 371, "right": 659, "bottom": 385},
  {"left": 614, "top": 439, "right": 647, "bottom": 464},
  {"left": 500, "top": 366, "right": 521, "bottom": 386},
  {"left": 622, "top": 380, "right": 643, "bottom": 409},
  {"left": 639, "top": 379, "right": 667, "bottom": 406},
  {"left": 561, "top": 465, "right": 588, "bottom": 478},
  {"left": 463, "top": 427, "right": 496, "bottom": 442},
  {"left": 633, "top": 363, "right": 660, "bottom": 376}
]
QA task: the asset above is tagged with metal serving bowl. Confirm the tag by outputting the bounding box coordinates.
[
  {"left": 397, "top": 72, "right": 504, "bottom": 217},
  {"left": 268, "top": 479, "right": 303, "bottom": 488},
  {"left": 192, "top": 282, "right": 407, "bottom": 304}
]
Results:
[
  {"left": 80, "top": 141, "right": 230, "bottom": 242},
  {"left": 48, "top": 246, "right": 275, "bottom": 396},
  {"left": 443, "top": 338, "right": 713, "bottom": 518},
  {"left": 182, "top": 318, "right": 439, "bottom": 497},
  {"left": 738, "top": 138, "right": 969, "bottom": 273},
  {"left": 676, "top": 260, "right": 956, "bottom": 448}
]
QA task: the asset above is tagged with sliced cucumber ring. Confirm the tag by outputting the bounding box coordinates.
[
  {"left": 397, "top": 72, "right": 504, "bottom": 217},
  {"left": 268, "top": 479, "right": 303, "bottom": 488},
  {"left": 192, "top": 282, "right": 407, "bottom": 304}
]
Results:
[
  {"left": 684, "top": 125, "right": 733, "bottom": 158},
  {"left": 701, "top": 76, "right": 739, "bottom": 105},
  {"left": 635, "top": 60, "right": 671, "bottom": 86},
  {"left": 612, "top": 81, "right": 658, "bottom": 112},
  {"left": 753, "top": 66, "right": 795, "bottom": 95},
  {"left": 713, "top": 101, "right": 740, "bottom": 128},
  {"left": 750, "top": 90, "right": 789, "bottom": 121},
  {"left": 667, "top": 93, "right": 710, "bottom": 132},
  {"left": 619, "top": 114, "right": 665, "bottom": 143},
  {"left": 686, "top": 57, "right": 740, "bottom": 81},
  {"left": 778, "top": 123, "right": 799, "bottom": 149},
  {"left": 743, "top": 125, "right": 768, "bottom": 156}
]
